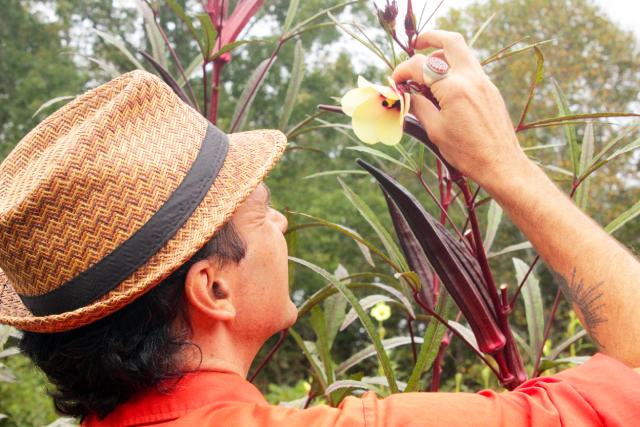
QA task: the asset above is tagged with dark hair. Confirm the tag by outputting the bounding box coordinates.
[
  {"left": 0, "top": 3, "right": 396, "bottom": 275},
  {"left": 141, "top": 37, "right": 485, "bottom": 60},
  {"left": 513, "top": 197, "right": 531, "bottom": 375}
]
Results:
[{"left": 19, "top": 221, "right": 246, "bottom": 420}]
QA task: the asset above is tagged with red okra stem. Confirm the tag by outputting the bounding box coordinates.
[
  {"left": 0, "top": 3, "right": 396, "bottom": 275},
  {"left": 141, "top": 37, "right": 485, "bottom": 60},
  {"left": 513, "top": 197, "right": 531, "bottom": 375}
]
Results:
[{"left": 249, "top": 329, "right": 288, "bottom": 382}]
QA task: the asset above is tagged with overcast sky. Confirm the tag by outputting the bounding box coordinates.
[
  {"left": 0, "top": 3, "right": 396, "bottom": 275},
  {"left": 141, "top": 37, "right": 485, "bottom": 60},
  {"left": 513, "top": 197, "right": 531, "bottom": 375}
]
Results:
[{"left": 408, "top": 0, "right": 640, "bottom": 35}]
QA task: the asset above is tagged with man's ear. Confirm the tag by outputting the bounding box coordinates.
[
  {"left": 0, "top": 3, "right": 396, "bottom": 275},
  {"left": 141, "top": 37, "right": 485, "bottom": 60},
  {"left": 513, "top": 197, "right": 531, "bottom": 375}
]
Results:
[{"left": 184, "top": 259, "right": 236, "bottom": 322}]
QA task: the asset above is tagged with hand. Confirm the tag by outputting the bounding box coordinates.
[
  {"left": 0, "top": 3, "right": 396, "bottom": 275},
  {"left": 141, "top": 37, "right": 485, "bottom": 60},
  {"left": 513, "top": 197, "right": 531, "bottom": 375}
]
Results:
[{"left": 392, "top": 30, "right": 529, "bottom": 187}]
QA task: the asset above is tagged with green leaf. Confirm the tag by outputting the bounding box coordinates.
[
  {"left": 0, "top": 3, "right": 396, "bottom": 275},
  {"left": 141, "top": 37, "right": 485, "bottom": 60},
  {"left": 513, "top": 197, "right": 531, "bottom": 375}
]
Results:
[
  {"left": 516, "top": 46, "right": 544, "bottom": 128},
  {"left": 405, "top": 293, "right": 451, "bottom": 392},
  {"left": 469, "top": 12, "right": 496, "bottom": 47},
  {"left": 32, "top": 95, "right": 75, "bottom": 118},
  {"left": 323, "top": 380, "right": 374, "bottom": 395},
  {"left": 93, "top": 29, "right": 145, "bottom": 69},
  {"left": 520, "top": 112, "right": 640, "bottom": 131},
  {"left": 605, "top": 199, "right": 640, "bottom": 234},
  {"left": 513, "top": 258, "right": 544, "bottom": 355},
  {"left": 289, "top": 329, "right": 328, "bottom": 390},
  {"left": 523, "top": 143, "right": 566, "bottom": 152},
  {"left": 336, "top": 336, "right": 424, "bottom": 375},
  {"left": 304, "top": 170, "right": 369, "bottom": 180},
  {"left": 230, "top": 57, "right": 276, "bottom": 132},
  {"left": 197, "top": 13, "right": 218, "bottom": 60},
  {"left": 346, "top": 147, "right": 414, "bottom": 172},
  {"left": 483, "top": 200, "right": 503, "bottom": 253},
  {"left": 585, "top": 122, "right": 638, "bottom": 170},
  {"left": 448, "top": 321, "right": 479, "bottom": 352},
  {"left": 338, "top": 178, "right": 407, "bottom": 271},
  {"left": 326, "top": 13, "right": 393, "bottom": 70},
  {"left": 282, "top": 0, "right": 301, "bottom": 34},
  {"left": 487, "top": 241, "right": 532, "bottom": 258},
  {"left": 481, "top": 39, "right": 553, "bottom": 65},
  {"left": 606, "top": 136, "right": 640, "bottom": 162},
  {"left": 288, "top": 1, "right": 358, "bottom": 37},
  {"left": 575, "top": 122, "right": 595, "bottom": 210},
  {"left": 134, "top": 0, "right": 167, "bottom": 70},
  {"left": 310, "top": 306, "right": 333, "bottom": 383},
  {"left": 288, "top": 211, "right": 377, "bottom": 267},
  {"left": 177, "top": 53, "right": 204, "bottom": 87},
  {"left": 547, "top": 329, "right": 587, "bottom": 361},
  {"left": 551, "top": 78, "right": 579, "bottom": 178},
  {"left": 279, "top": 39, "right": 304, "bottom": 130},
  {"left": 324, "top": 292, "right": 347, "bottom": 350},
  {"left": 166, "top": 0, "right": 204, "bottom": 56},
  {"left": 290, "top": 257, "right": 399, "bottom": 393}
]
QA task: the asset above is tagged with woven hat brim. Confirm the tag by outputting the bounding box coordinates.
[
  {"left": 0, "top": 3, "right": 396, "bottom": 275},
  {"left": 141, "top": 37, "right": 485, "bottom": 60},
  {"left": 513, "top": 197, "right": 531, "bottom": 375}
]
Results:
[{"left": 0, "top": 129, "right": 286, "bottom": 332}]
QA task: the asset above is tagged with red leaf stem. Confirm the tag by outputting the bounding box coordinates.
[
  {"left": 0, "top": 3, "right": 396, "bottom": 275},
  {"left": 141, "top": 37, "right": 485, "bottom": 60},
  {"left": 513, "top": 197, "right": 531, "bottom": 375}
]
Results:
[{"left": 249, "top": 329, "right": 288, "bottom": 382}]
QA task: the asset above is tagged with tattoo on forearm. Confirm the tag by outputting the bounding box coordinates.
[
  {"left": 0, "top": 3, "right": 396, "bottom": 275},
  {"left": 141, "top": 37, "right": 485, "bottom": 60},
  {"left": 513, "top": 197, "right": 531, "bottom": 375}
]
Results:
[{"left": 557, "top": 269, "right": 607, "bottom": 349}]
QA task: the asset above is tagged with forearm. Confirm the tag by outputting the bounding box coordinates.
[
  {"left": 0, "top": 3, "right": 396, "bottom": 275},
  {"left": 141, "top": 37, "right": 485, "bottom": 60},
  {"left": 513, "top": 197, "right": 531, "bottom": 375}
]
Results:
[{"left": 482, "top": 157, "right": 640, "bottom": 366}]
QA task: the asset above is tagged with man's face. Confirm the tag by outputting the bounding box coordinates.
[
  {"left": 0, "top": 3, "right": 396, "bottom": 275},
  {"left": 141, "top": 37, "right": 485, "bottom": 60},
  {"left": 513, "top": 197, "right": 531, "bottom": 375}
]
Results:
[{"left": 226, "top": 183, "right": 297, "bottom": 340}]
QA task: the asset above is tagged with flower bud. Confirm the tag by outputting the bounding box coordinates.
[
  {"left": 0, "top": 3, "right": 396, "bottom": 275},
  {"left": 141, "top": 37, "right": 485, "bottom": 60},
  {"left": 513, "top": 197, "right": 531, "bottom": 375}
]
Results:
[
  {"left": 375, "top": 0, "right": 399, "bottom": 34},
  {"left": 404, "top": 0, "right": 417, "bottom": 40}
]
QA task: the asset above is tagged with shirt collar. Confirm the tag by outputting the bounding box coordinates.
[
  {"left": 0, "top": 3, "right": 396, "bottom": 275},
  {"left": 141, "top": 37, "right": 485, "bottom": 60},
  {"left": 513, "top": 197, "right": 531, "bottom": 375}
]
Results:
[{"left": 82, "top": 371, "right": 267, "bottom": 427}]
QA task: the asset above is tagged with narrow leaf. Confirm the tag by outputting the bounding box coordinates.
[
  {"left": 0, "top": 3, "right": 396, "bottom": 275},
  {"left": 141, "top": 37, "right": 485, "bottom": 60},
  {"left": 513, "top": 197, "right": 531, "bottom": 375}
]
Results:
[
  {"left": 279, "top": 39, "right": 305, "bottom": 130},
  {"left": 488, "top": 241, "right": 532, "bottom": 258},
  {"left": 469, "top": 12, "right": 496, "bottom": 48},
  {"left": 449, "top": 321, "right": 479, "bottom": 352},
  {"left": 346, "top": 146, "right": 414, "bottom": 172},
  {"left": 324, "top": 380, "right": 374, "bottom": 395},
  {"left": 282, "top": 0, "right": 301, "bottom": 33},
  {"left": 304, "top": 170, "right": 368, "bottom": 180},
  {"left": 338, "top": 178, "right": 407, "bottom": 270},
  {"left": 483, "top": 200, "right": 503, "bottom": 254},
  {"left": 605, "top": 199, "right": 640, "bottom": 234},
  {"left": 336, "top": 337, "right": 424, "bottom": 375},
  {"left": 197, "top": 13, "right": 218, "bottom": 60},
  {"left": 513, "top": 258, "right": 544, "bottom": 354},
  {"left": 290, "top": 257, "right": 399, "bottom": 392},
  {"left": 324, "top": 292, "right": 348, "bottom": 349},
  {"left": 288, "top": 212, "right": 377, "bottom": 267},
  {"left": 551, "top": 78, "right": 579, "bottom": 177},
  {"left": 230, "top": 57, "right": 276, "bottom": 132},
  {"left": 32, "top": 95, "right": 75, "bottom": 118},
  {"left": 134, "top": 0, "right": 167, "bottom": 69},
  {"left": 405, "top": 294, "right": 450, "bottom": 392},
  {"left": 166, "top": 0, "right": 204, "bottom": 55},
  {"left": 93, "top": 29, "right": 145, "bottom": 69},
  {"left": 576, "top": 122, "right": 595, "bottom": 209},
  {"left": 516, "top": 46, "right": 544, "bottom": 129},
  {"left": 177, "top": 54, "right": 204, "bottom": 87}
]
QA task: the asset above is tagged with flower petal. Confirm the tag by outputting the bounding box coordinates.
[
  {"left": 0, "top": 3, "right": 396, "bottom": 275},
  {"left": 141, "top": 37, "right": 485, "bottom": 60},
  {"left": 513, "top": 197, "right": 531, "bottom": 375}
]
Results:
[
  {"left": 358, "top": 75, "right": 399, "bottom": 100},
  {"left": 341, "top": 86, "right": 378, "bottom": 116},
  {"left": 351, "top": 97, "right": 404, "bottom": 145}
]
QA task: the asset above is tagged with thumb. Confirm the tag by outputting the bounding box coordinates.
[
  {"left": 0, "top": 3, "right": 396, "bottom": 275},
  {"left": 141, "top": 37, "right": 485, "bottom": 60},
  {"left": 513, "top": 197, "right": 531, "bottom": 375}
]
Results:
[{"left": 410, "top": 93, "right": 440, "bottom": 134}]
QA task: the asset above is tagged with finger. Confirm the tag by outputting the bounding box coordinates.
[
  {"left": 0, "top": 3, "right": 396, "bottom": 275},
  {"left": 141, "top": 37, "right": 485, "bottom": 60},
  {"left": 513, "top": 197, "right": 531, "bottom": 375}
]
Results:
[
  {"left": 414, "top": 30, "right": 480, "bottom": 70},
  {"left": 410, "top": 93, "right": 440, "bottom": 132},
  {"left": 392, "top": 54, "right": 427, "bottom": 84}
]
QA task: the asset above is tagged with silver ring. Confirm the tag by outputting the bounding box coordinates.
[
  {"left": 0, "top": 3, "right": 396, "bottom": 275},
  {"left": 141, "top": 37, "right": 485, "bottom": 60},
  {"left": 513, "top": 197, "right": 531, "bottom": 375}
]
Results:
[{"left": 422, "top": 55, "right": 449, "bottom": 86}]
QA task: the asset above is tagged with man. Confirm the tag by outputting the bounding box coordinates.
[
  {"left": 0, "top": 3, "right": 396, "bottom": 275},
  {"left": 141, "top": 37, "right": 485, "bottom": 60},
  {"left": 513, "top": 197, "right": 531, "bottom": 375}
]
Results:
[{"left": 0, "top": 30, "right": 638, "bottom": 426}]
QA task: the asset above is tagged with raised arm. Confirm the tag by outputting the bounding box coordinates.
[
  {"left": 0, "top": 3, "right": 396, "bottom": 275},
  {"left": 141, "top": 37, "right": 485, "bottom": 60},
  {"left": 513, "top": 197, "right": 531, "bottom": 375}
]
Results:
[{"left": 392, "top": 30, "right": 640, "bottom": 367}]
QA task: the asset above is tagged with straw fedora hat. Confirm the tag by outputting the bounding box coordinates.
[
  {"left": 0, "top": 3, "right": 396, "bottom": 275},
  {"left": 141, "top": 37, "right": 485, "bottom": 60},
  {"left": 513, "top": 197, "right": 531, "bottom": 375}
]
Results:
[{"left": 0, "top": 70, "right": 286, "bottom": 333}]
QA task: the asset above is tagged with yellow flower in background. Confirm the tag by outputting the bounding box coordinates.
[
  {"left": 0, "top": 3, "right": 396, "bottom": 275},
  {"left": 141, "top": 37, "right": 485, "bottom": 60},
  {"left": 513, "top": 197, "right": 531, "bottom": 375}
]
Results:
[
  {"left": 370, "top": 301, "right": 392, "bottom": 322},
  {"left": 341, "top": 76, "right": 410, "bottom": 146}
]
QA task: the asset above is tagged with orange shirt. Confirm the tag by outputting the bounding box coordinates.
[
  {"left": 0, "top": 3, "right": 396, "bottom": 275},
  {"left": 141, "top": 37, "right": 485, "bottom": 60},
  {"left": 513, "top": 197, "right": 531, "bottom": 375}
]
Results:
[{"left": 83, "top": 354, "right": 640, "bottom": 427}]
